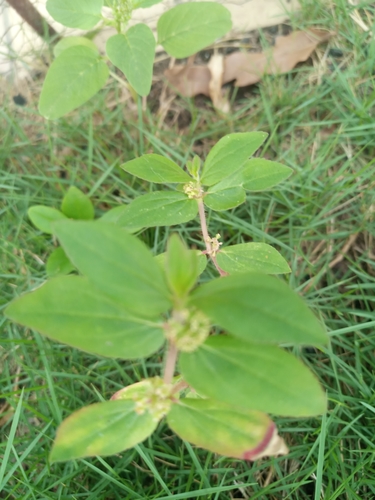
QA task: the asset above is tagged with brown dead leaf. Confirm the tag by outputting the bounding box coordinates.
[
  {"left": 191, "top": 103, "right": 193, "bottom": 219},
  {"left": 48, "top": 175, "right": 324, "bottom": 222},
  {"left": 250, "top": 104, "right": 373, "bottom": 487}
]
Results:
[
  {"left": 223, "top": 28, "right": 331, "bottom": 87},
  {"left": 164, "top": 28, "right": 331, "bottom": 101},
  {"left": 164, "top": 64, "right": 211, "bottom": 98}
]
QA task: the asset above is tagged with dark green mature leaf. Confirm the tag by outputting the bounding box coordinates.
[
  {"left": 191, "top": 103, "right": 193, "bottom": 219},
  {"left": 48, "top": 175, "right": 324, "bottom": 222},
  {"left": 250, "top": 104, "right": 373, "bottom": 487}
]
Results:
[
  {"left": 168, "top": 399, "right": 281, "bottom": 459},
  {"left": 28, "top": 206, "right": 67, "bottom": 234},
  {"left": 50, "top": 400, "right": 157, "bottom": 462},
  {"left": 190, "top": 273, "right": 327, "bottom": 345},
  {"left": 165, "top": 234, "right": 198, "bottom": 298},
  {"left": 201, "top": 132, "right": 268, "bottom": 186},
  {"left": 117, "top": 191, "right": 198, "bottom": 230},
  {"left": 155, "top": 250, "right": 207, "bottom": 279},
  {"left": 106, "top": 25, "right": 155, "bottom": 96},
  {"left": 157, "top": 3, "right": 232, "bottom": 59},
  {"left": 4, "top": 276, "right": 165, "bottom": 359},
  {"left": 39, "top": 46, "right": 109, "bottom": 120},
  {"left": 180, "top": 336, "right": 327, "bottom": 416},
  {"left": 242, "top": 159, "right": 293, "bottom": 191},
  {"left": 54, "top": 36, "right": 98, "bottom": 58},
  {"left": 53, "top": 220, "right": 171, "bottom": 318},
  {"left": 204, "top": 187, "right": 246, "bottom": 211},
  {"left": 121, "top": 154, "right": 191, "bottom": 183},
  {"left": 216, "top": 243, "right": 291, "bottom": 275},
  {"left": 46, "top": 0, "right": 103, "bottom": 29},
  {"left": 61, "top": 186, "right": 94, "bottom": 220},
  {"left": 46, "top": 247, "right": 75, "bottom": 277}
]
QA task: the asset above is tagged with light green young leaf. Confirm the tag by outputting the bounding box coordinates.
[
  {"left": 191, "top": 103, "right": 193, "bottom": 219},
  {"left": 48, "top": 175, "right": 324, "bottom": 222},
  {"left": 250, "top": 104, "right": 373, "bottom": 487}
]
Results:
[
  {"left": 242, "top": 159, "right": 293, "bottom": 191},
  {"left": 155, "top": 250, "right": 207, "bottom": 279},
  {"left": 53, "top": 220, "right": 171, "bottom": 318},
  {"left": 4, "top": 276, "right": 165, "bottom": 359},
  {"left": 28, "top": 206, "right": 67, "bottom": 234},
  {"left": 121, "top": 154, "right": 191, "bottom": 183},
  {"left": 106, "top": 25, "right": 155, "bottom": 97},
  {"left": 50, "top": 400, "right": 157, "bottom": 462},
  {"left": 54, "top": 36, "right": 98, "bottom": 58},
  {"left": 204, "top": 187, "right": 246, "bottom": 211},
  {"left": 216, "top": 242, "right": 291, "bottom": 275},
  {"left": 157, "top": 3, "right": 232, "bottom": 59},
  {"left": 46, "top": 0, "right": 103, "bottom": 29},
  {"left": 117, "top": 191, "right": 198, "bottom": 231},
  {"left": 46, "top": 247, "right": 75, "bottom": 277},
  {"left": 134, "top": 0, "right": 163, "bottom": 8},
  {"left": 39, "top": 46, "right": 109, "bottom": 120},
  {"left": 61, "top": 186, "right": 95, "bottom": 220},
  {"left": 180, "top": 336, "right": 327, "bottom": 416},
  {"left": 165, "top": 234, "right": 198, "bottom": 298},
  {"left": 168, "top": 399, "right": 282, "bottom": 460},
  {"left": 200, "top": 132, "right": 268, "bottom": 186},
  {"left": 190, "top": 273, "right": 327, "bottom": 345}
]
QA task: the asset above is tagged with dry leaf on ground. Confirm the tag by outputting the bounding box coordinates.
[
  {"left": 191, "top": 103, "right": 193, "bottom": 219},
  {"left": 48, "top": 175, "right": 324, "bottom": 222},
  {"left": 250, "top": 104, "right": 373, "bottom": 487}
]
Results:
[
  {"left": 164, "top": 29, "right": 331, "bottom": 102},
  {"left": 223, "top": 28, "right": 331, "bottom": 87}
]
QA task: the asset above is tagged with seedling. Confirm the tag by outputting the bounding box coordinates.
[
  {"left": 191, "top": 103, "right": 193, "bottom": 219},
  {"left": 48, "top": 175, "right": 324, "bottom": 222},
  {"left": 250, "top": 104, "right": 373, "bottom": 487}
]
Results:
[{"left": 5, "top": 132, "right": 328, "bottom": 463}]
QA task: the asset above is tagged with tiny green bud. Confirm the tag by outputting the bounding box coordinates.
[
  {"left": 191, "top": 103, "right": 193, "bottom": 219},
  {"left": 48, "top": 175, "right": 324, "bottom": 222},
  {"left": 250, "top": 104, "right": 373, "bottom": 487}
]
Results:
[
  {"left": 183, "top": 181, "right": 204, "bottom": 199},
  {"left": 111, "top": 377, "right": 173, "bottom": 422},
  {"left": 164, "top": 308, "right": 211, "bottom": 352}
]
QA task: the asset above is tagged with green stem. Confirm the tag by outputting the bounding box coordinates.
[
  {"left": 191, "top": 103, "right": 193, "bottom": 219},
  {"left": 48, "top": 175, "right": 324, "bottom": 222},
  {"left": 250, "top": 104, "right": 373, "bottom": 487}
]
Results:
[
  {"left": 163, "top": 342, "right": 178, "bottom": 384},
  {"left": 137, "top": 95, "right": 144, "bottom": 155}
]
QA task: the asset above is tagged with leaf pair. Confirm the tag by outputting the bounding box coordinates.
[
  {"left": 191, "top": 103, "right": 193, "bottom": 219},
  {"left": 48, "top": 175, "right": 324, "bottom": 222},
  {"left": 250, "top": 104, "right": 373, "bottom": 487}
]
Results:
[
  {"left": 118, "top": 132, "right": 292, "bottom": 230},
  {"left": 50, "top": 397, "right": 285, "bottom": 463}
]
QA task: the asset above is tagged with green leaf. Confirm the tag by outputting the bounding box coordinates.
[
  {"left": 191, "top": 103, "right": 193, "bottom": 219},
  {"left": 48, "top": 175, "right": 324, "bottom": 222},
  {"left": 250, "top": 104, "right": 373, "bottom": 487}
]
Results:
[
  {"left": 46, "top": 0, "right": 103, "bottom": 29},
  {"left": 155, "top": 250, "right": 207, "bottom": 279},
  {"left": 39, "top": 46, "right": 109, "bottom": 120},
  {"left": 180, "top": 336, "right": 327, "bottom": 416},
  {"left": 165, "top": 234, "right": 198, "bottom": 298},
  {"left": 28, "top": 206, "right": 67, "bottom": 234},
  {"left": 46, "top": 247, "right": 75, "bottom": 277},
  {"left": 61, "top": 186, "right": 94, "bottom": 220},
  {"left": 117, "top": 191, "right": 198, "bottom": 230},
  {"left": 99, "top": 205, "right": 129, "bottom": 224},
  {"left": 168, "top": 399, "right": 279, "bottom": 459},
  {"left": 134, "top": 0, "right": 163, "bottom": 8},
  {"left": 204, "top": 187, "right": 246, "bottom": 211},
  {"left": 50, "top": 400, "right": 157, "bottom": 462},
  {"left": 53, "top": 220, "right": 171, "bottom": 318},
  {"left": 53, "top": 36, "right": 98, "bottom": 58},
  {"left": 242, "top": 159, "right": 293, "bottom": 191},
  {"left": 106, "top": 25, "right": 155, "bottom": 97},
  {"left": 121, "top": 154, "right": 191, "bottom": 183},
  {"left": 157, "top": 3, "right": 232, "bottom": 59},
  {"left": 190, "top": 273, "right": 327, "bottom": 345},
  {"left": 5, "top": 276, "right": 165, "bottom": 359},
  {"left": 201, "top": 132, "right": 268, "bottom": 186},
  {"left": 216, "top": 243, "right": 291, "bottom": 275}
]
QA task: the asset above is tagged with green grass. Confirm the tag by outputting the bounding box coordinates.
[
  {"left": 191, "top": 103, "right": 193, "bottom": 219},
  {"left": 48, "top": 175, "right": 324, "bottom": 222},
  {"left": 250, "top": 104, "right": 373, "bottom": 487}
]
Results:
[{"left": 1, "top": 0, "right": 375, "bottom": 498}]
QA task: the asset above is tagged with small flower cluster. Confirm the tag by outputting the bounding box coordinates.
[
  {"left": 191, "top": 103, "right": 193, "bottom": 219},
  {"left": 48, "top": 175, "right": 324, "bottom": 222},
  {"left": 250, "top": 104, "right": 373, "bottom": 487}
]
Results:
[{"left": 165, "top": 308, "right": 211, "bottom": 352}]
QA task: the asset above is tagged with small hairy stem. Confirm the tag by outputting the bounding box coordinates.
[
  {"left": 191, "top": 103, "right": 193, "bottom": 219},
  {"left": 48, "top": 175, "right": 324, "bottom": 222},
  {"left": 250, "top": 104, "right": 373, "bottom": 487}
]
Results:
[
  {"left": 163, "top": 342, "right": 178, "bottom": 384},
  {"left": 198, "top": 199, "right": 228, "bottom": 277}
]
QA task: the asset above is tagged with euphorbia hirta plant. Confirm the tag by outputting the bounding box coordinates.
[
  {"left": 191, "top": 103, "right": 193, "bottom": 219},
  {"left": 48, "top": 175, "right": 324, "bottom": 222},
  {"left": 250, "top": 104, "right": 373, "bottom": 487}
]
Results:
[{"left": 5, "top": 132, "right": 328, "bottom": 463}]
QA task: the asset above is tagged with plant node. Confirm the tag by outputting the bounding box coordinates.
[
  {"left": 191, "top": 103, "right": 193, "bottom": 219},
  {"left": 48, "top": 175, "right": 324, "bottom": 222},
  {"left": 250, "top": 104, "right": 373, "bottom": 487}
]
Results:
[
  {"left": 183, "top": 182, "right": 204, "bottom": 199},
  {"left": 205, "top": 234, "right": 222, "bottom": 257},
  {"left": 164, "top": 308, "right": 210, "bottom": 352},
  {"left": 111, "top": 377, "right": 173, "bottom": 422}
]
